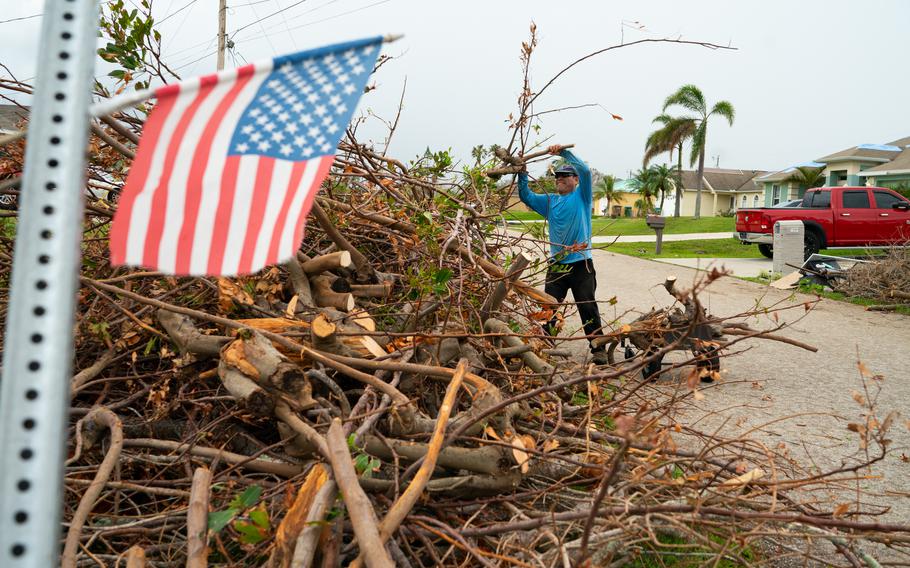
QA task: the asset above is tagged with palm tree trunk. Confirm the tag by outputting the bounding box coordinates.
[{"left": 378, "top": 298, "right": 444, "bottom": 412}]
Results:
[
  {"left": 674, "top": 141, "right": 683, "bottom": 218},
  {"left": 694, "top": 145, "right": 706, "bottom": 219}
]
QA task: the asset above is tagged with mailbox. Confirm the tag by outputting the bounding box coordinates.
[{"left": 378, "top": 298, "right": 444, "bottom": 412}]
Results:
[
  {"left": 645, "top": 215, "right": 666, "bottom": 229},
  {"left": 645, "top": 215, "right": 667, "bottom": 254}
]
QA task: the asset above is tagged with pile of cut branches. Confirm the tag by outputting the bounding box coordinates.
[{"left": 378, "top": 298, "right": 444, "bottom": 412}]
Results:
[
  {"left": 832, "top": 247, "right": 910, "bottom": 311},
  {"left": 2, "top": 23, "right": 910, "bottom": 568}
]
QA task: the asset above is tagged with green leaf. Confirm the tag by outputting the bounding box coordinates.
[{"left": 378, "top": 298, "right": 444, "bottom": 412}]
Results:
[
  {"left": 353, "top": 453, "right": 370, "bottom": 475},
  {"left": 143, "top": 337, "right": 157, "bottom": 356},
  {"left": 432, "top": 268, "right": 452, "bottom": 284},
  {"left": 230, "top": 485, "right": 262, "bottom": 510},
  {"left": 249, "top": 505, "right": 270, "bottom": 530},
  {"left": 234, "top": 520, "right": 267, "bottom": 544},
  {"left": 208, "top": 509, "right": 237, "bottom": 533},
  {"left": 672, "top": 465, "right": 684, "bottom": 479}
]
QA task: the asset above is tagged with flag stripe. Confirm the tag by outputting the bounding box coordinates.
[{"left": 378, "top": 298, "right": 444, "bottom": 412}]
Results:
[
  {"left": 206, "top": 155, "right": 242, "bottom": 275},
  {"left": 142, "top": 76, "right": 218, "bottom": 268},
  {"left": 194, "top": 64, "right": 270, "bottom": 274},
  {"left": 174, "top": 65, "right": 256, "bottom": 274},
  {"left": 221, "top": 156, "right": 260, "bottom": 274},
  {"left": 238, "top": 158, "right": 276, "bottom": 274},
  {"left": 266, "top": 160, "right": 308, "bottom": 265},
  {"left": 251, "top": 159, "right": 294, "bottom": 271},
  {"left": 109, "top": 93, "right": 179, "bottom": 264},
  {"left": 125, "top": 79, "right": 202, "bottom": 265},
  {"left": 287, "top": 156, "right": 334, "bottom": 257}
]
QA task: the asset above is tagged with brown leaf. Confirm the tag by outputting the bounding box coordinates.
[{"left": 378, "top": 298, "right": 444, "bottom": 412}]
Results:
[
  {"left": 857, "top": 361, "right": 873, "bottom": 378},
  {"left": 685, "top": 367, "right": 700, "bottom": 391},
  {"left": 611, "top": 114, "right": 623, "bottom": 121},
  {"left": 851, "top": 390, "right": 866, "bottom": 406},
  {"left": 833, "top": 503, "right": 850, "bottom": 518},
  {"left": 542, "top": 439, "right": 560, "bottom": 453},
  {"left": 510, "top": 436, "right": 530, "bottom": 474},
  {"left": 484, "top": 426, "right": 500, "bottom": 441}
]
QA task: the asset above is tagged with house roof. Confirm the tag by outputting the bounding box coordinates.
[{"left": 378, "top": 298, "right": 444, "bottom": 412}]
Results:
[
  {"left": 756, "top": 162, "right": 826, "bottom": 183},
  {"left": 858, "top": 147, "right": 910, "bottom": 176},
  {"left": 0, "top": 104, "right": 28, "bottom": 133},
  {"left": 678, "top": 168, "right": 767, "bottom": 193},
  {"left": 816, "top": 143, "right": 903, "bottom": 163},
  {"left": 886, "top": 136, "right": 910, "bottom": 148}
]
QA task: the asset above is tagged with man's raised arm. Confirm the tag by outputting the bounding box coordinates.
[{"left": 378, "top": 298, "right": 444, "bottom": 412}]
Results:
[
  {"left": 559, "top": 149, "right": 592, "bottom": 205},
  {"left": 518, "top": 171, "right": 549, "bottom": 217}
]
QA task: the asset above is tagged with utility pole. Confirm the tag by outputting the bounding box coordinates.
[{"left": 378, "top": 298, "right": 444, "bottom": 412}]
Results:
[{"left": 217, "top": 0, "right": 227, "bottom": 71}]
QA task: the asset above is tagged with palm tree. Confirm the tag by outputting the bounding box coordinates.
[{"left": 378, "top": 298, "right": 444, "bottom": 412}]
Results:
[
  {"left": 644, "top": 114, "right": 696, "bottom": 217},
  {"left": 649, "top": 164, "right": 677, "bottom": 214},
  {"left": 627, "top": 168, "right": 656, "bottom": 216},
  {"left": 662, "top": 85, "right": 735, "bottom": 219},
  {"left": 593, "top": 175, "right": 621, "bottom": 217},
  {"left": 784, "top": 166, "right": 826, "bottom": 193}
]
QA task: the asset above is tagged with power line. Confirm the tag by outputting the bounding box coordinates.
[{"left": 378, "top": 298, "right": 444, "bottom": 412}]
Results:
[
  {"left": 0, "top": 13, "right": 42, "bottom": 25},
  {"left": 232, "top": 0, "right": 309, "bottom": 35},
  {"left": 234, "top": 0, "right": 391, "bottom": 44},
  {"left": 158, "top": 0, "right": 201, "bottom": 24}
]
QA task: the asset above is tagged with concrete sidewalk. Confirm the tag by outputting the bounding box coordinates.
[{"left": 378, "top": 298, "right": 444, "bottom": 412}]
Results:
[
  {"left": 591, "top": 232, "right": 734, "bottom": 244},
  {"left": 652, "top": 256, "right": 771, "bottom": 277}
]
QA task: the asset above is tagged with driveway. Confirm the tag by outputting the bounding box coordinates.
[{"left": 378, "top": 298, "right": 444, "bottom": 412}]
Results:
[{"left": 553, "top": 249, "right": 910, "bottom": 524}]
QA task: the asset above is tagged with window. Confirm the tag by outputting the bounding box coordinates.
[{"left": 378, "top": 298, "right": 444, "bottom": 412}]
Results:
[
  {"left": 842, "top": 190, "right": 870, "bottom": 208},
  {"left": 831, "top": 171, "right": 848, "bottom": 186},
  {"left": 753, "top": 195, "right": 760, "bottom": 207},
  {"left": 806, "top": 191, "right": 831, "bottom": 208},
  {"left": 772, "top": 184, "right": 781, "bottom": 205},
  {"left": 873, "top": 190, "right": 904, "bottom": 209},
  {"left": 741, "top": 195, "right": 747, "bottom": 208}
]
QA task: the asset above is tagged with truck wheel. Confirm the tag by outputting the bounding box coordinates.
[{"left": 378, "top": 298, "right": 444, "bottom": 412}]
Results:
[
  {"left": 804, "top": 230, "right": 821, "bottom": 259},
  {"left": 757, "top": 244, "right": 773, "bottom": 259}
]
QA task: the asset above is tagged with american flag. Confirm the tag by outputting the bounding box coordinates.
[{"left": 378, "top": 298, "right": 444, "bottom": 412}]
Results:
[{"left": 110, "top": 37, "right": 382, "bottom": 276}]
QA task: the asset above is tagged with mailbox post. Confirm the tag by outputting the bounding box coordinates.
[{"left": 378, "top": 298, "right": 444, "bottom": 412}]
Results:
[{"left": 646, "top": 214, "right": 666, "bottom": 254}]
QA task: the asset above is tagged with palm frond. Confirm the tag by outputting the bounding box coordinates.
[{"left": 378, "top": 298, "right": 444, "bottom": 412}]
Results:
[
  {"left": 663, "top": 84, "right": 706, "bottom": 116},
  {"left": 689, "top": 122, "right": 707, "bottom": 167},
  {"left": 710, "top": 100, "right": 735, "bottom": 125}
]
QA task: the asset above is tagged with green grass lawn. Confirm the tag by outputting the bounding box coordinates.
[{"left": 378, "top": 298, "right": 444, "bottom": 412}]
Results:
[
  {"left": 505, "top": 213, "right": 735, "bottom": 236},
  {"left": 598, "top": 238, "right": 886, "bottom": 260}
]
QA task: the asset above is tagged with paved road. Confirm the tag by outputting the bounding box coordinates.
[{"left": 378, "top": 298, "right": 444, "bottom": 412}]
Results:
[{"left": 550, "top": 248, "right": 910, "bottom": 525}]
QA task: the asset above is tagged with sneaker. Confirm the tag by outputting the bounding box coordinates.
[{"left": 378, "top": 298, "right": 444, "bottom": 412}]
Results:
[{"left": 591, "top": 350, "right": 610, "bottom": 366}]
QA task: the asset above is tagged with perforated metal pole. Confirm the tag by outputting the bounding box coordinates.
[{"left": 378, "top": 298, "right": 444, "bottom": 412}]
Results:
[{"left": 0, "top": 0, "right": 98, "bottom": 564}]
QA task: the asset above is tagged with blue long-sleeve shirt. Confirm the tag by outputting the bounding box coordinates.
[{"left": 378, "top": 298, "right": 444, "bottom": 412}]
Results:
[{"left": 518, "top": 149, "right": 593, "bottom": 264}]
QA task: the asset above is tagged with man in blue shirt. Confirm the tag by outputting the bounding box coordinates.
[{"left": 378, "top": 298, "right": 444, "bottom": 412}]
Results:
[{"left": 519, "top": 145, "right": 608, "bottom": 365}]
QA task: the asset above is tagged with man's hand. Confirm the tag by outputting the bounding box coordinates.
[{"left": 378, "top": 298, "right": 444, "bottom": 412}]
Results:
[{"left": 547, "top": 144, "right": 564, "bottom": 156}]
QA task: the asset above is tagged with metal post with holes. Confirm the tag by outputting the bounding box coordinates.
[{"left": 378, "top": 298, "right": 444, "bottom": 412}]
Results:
[{"left": 0, "top": 0, "right": 98, "bottom": 564}]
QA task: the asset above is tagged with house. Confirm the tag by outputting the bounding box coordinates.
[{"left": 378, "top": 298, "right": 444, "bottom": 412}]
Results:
[
  {"left": 593, "top": 179, "right": 642, "bottom": 217},
  {"left": 755, "top": 161, "right": 826, "bottom": 206},
  {"left": 674, "top": 168, "right": 767, "bottom": 217},
  {"left": 759, "top": 136, "right": 910, "bottom": 205}
]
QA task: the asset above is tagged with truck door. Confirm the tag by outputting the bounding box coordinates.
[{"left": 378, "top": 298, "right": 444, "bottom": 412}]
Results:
[
  {"left": 837, "top": 189, "right": 877, "bottom": 245},
  {"left": 871, "top": 189, "right": 910, "bottom": 244}
]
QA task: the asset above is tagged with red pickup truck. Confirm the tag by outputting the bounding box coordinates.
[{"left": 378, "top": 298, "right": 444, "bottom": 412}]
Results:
[{"left": 735, "top": 186, "right": 910, "bottom": 258}]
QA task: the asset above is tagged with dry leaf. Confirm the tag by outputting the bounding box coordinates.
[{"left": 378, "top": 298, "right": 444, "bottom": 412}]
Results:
[
  {"left": 857, "top": 361, "right": 873, "bottom": 378},
  {"left": 484, "top": 426, "right": 500, "bottom": 441},
  {"left": 851, "top": 390, "right": 866, "bottom": 406},
  {"left": 620, "top": 324, "right": 632, "bottom": 334},
  {"left": 685, "top": 368, "right": 700, "bottom": 391},
  {"left": 542, "top": 439, "right": 560, "bottom": 453},
  {"left": 510, "top": 436, "right": 530, "bottom": 474},
  {"left": 721, "top": 467, "right": 765, "bottom": 488},
  {"left": 217, "top": 277, "right": 253, "bottom": 312},
  {"left": 833, "top": 503, "right": 850, "bottom": 518}
]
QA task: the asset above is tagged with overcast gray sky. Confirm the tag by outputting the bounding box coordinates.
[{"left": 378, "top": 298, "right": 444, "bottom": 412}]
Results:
[{"left": 2, "top": 0, "right": 909, "bottom": 178}]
